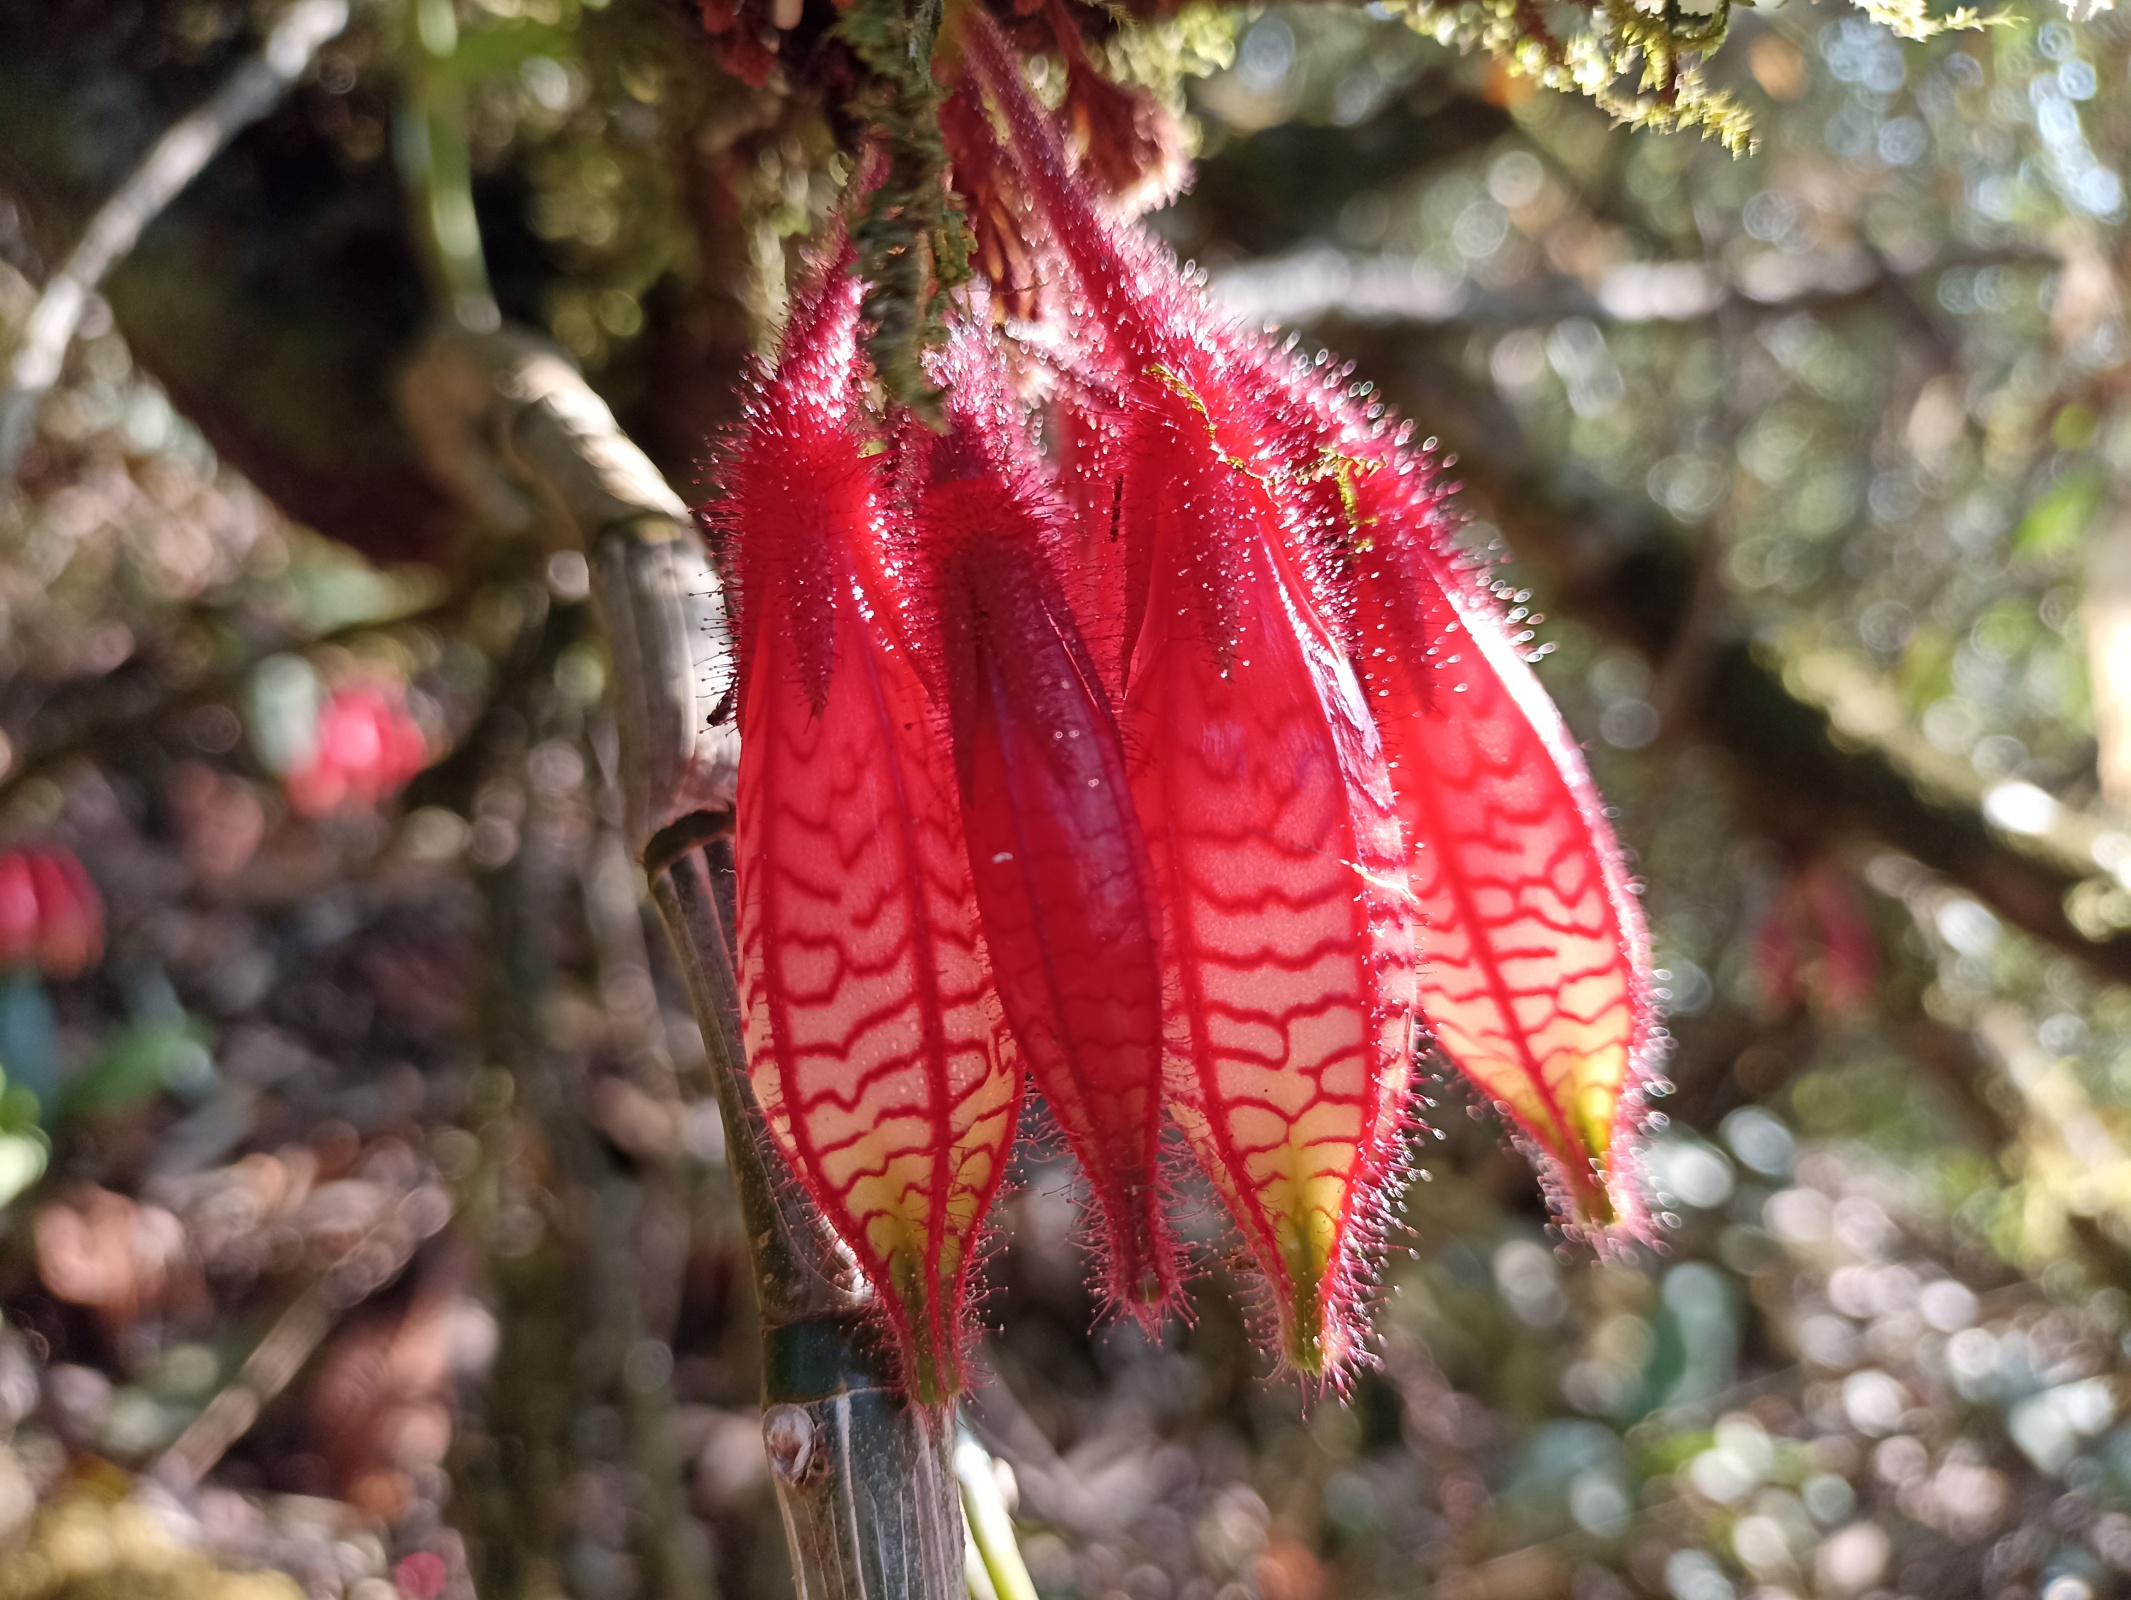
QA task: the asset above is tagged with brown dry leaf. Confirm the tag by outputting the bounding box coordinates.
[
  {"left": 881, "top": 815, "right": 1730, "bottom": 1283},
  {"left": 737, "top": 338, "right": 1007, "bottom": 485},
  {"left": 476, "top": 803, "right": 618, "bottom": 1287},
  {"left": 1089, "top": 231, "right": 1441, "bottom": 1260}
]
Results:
[{"left": 1062, "top": 62, "right": 1187, "bottom": 216}]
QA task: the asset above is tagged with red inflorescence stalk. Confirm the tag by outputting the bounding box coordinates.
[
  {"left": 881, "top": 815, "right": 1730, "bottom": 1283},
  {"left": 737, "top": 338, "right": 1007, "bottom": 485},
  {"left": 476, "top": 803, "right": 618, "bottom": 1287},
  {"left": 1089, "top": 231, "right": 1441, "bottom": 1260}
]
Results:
[
  {"left": 722, "top": 245, "right": 1022, "bottom": 1405},
  {"left": 907, "top": 319, "right": 1179, "bottom": 1324}
]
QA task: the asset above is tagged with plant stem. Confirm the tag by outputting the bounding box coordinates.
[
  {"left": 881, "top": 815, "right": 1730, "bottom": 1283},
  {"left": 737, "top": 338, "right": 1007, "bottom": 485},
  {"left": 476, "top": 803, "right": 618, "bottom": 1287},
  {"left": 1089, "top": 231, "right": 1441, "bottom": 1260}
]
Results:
[
  {"left": 956, "top": 1428, "right": 1039, "bottom": 1600},
  {"left": 395, "top": 0, "right": 498, "bottom": 331},
  {"left": 583, "top": 820, "right": 718, "bottom": 1600},
  {"left": 649, "top": 840, "right": 965, "bottom": 1598}
]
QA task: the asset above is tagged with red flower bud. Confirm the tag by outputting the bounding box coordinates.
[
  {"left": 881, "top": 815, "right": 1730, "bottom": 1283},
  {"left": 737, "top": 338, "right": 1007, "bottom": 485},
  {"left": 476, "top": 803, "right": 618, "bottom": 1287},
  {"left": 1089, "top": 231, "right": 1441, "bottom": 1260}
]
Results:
[
  {"left": 0, "top": 847, "right": 104, "bottom": 979},
  {"left": 285, "top": 683, "right": 430, "bottom": 819},
  {"left": 1116, "top": 366, "right": 1419, "bottom": 1380},
  {"left": 1756, "top": 858, "right": 1876, "bottom": 1020},
  {"left": 1808, "top": 862, "right": 1877, "bottom": 1016}
]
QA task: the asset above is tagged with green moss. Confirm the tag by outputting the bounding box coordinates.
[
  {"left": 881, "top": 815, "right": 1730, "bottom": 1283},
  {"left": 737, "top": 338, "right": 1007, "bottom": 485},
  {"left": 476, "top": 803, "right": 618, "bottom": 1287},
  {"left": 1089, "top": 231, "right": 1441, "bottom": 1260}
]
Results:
[
  {"left": 835, "top": 0, "right": 974, "bottom": 421},
  {"left": 1392, "top": 0, "right": 1992, "bottom": 154}
]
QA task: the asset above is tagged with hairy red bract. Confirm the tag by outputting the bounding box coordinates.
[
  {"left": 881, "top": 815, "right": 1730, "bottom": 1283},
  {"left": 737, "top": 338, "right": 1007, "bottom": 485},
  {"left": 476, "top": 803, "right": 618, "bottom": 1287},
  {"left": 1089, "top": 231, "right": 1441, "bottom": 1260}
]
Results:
[
  {"left": 909, "top": 324, "right": 1178, "bottom": 1322},
  {"left": 724, "top": 255, "right": 1021, "bottom": 1403}
]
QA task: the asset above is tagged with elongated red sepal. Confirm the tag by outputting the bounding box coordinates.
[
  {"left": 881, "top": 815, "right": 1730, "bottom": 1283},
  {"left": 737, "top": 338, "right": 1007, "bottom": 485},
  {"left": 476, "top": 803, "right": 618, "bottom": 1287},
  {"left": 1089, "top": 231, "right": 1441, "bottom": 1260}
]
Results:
[
  {"left": 722, "top": 256, "right": 1021, "bottom": 1403},
  {"left": 1119, "top": 368, "right": 1418, "bottom": 1382},
  {"left": 1348, "top": 462, "right": 1656, "bottom": 1233},
  {"left": 909, "top": 325, "right": 1179, "bottom": 1324}
]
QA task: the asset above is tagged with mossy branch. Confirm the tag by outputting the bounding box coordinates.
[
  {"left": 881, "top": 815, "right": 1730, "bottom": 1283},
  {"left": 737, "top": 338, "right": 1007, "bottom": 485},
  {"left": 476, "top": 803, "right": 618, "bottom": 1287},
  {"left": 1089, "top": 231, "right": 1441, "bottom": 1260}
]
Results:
[
  {"left": 836, "top": 0, "right": 974, "bottom": 420},
  {"left": 1394, "top": 0, "right": 1995, "bottom": 155}
]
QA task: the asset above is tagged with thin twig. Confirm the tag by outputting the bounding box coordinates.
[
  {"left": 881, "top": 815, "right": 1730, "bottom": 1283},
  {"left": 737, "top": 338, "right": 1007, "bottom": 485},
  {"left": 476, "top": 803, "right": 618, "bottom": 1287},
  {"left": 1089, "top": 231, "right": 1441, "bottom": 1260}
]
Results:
[
  {"left": 395, "top": 0, "right": 498, "bottom": 330},
  {"left": 0, "top": 0, "right": 351, "bottom": 483},
  {"left": 1204, "top": 242, "right": 2058, "bottom": 338},
  {"left": 153, "top": 1290, "right": 337, "bottom": 1494},
  {"left": 152, "top": 1189, "right": 443, "bottom": 1493}
]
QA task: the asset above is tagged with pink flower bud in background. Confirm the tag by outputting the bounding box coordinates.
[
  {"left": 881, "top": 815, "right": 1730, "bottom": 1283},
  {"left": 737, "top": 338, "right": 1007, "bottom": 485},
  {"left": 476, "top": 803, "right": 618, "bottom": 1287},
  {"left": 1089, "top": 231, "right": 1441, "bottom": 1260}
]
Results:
[
  {"left": 284, "top": 683, "right": 430, "bottom": 819},
  {"left": 0, "top": 848, "right": 104, "bottom": 978}
]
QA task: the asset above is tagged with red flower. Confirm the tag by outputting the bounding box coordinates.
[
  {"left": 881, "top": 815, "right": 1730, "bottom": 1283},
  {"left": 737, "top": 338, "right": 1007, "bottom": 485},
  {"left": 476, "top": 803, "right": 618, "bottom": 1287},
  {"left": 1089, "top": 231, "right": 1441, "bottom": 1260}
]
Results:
[
  {"left": 966, "top": 21, "right": 1423, "bottom": 1374},
  {"left": 1754, "top": 857, "right": 1876, "bottom": 1019},
  {"left": 1114, "top": 365, "right": 1419, "bottom": 1377},
  {"left": 285, "top": 684, "right": 430, "bottom": 819},
  {"left": 908, "top": 317, "right": 1177, "bottom": 1324},
  {"left": 723, "top": 246, "right": 1021, "bottom": 1404},
  {"left": 0, "top": 847, "right": 104, "bottom": 978}
]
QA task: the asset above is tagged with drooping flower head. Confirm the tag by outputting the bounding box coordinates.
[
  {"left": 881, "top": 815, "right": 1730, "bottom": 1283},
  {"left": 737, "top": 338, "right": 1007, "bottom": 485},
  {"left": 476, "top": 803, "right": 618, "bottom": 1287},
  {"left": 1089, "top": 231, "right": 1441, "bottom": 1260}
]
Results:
[{"left": 712, "top": 1, "right": 1661, "bottom": 1399}]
